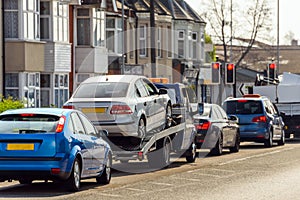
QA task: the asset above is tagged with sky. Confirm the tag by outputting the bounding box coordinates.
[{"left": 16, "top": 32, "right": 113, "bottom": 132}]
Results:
[{"left": 185, "top": 0, "right": 300, "bottom": 45}]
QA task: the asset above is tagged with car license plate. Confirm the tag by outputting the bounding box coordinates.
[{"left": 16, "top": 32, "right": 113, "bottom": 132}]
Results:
[
  {"left": 81, "top": 107, "right": 106, "bottom": 113},
  {"left": 7, "top": 143, "right": 34, "bottom": 150}
]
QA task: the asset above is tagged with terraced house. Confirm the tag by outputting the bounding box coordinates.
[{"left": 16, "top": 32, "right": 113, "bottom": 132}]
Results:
[{"left": 3, "top": 0, "right": 206, "bottom": 108}]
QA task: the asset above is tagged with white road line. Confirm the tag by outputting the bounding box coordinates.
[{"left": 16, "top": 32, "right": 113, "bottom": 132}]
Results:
[
  {"left": 98, "top": 193, "right": 123, "bottom": 198},
  {"left": 218, "top": 147, "right": 295, "bottom": 166},
  {"left": 150, "top": 182, "right": 174, "bottom": 186},
  {"left": 126, "top": 187, "right": 148, "bottom": 192}
]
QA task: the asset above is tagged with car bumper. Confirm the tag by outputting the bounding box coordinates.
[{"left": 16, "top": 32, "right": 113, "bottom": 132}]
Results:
[
  {"left": 239, "top": 127, "right": 269, "bottom": 142},
  {"left": 94, "top": 121, "right": 139, "bottom": 137}
]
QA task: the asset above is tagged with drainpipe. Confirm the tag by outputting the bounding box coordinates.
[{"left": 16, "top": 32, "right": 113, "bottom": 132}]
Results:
[{"left": 2, "top": 2, "right": 5, "bottom": 97}]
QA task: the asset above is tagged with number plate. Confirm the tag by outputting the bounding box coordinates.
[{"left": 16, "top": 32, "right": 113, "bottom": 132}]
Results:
[
  {"left": 7, "top": 143, "right": 34, "bottom": 150},
  {"left": 81, "top": 108, "right": 106, "bottom": 113}
]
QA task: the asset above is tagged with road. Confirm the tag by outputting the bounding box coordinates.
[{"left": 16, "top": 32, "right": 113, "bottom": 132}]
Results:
[{"left": 1, "top": 140, "right": 300, "bottom": 200}]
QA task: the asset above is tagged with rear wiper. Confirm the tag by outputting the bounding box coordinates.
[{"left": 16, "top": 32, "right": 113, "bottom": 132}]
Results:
[{"left": 19, "top": 129, "right": 47, "bottom": 134}]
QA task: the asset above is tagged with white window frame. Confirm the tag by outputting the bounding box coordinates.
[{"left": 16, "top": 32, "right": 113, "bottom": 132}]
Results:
[
  {"left": 167, "top": 26, "right": 172, "bottom": 58},
  {"left": 106, "top": 17, "right": 123, "bottom": 54},
  {"left": 40, "top": 0, "right": 51, "bottom": 40},
  {"left": 5, "top": 73, "right": 20, "bottom": 99},
  {"left": 139, "top": 24, "right": 147, "bottom": 57},
  {"left": 93, "top": 8, "right": 105, "bottom": 47},
  {"left": 76, "top": 8, "right": 91, "bottom": 46},
  {"left": 192, "top": 32, "right": 197, "bottom": 59},
  {"left": 23, "top": 0, "right": 40, "bottom": 40},
  {"left": 54, "top": 74, "right": 69, "bottom": 108},
  {"left": 24, "top": 72, "right": 40, "bottom": 108},
  {"left": 53, "top": 2, "right": 68, "bottom": 42},
  {"left": 177, "top": 30, "right": 185, "bottom": 58}
]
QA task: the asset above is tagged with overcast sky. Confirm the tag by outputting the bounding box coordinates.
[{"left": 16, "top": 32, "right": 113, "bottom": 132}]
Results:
[{"left": 185, "top": 0, "right": 300, "bottom": 45}]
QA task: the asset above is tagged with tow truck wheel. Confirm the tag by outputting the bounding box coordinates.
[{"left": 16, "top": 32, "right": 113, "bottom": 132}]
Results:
[
  {"left": 148, "top": 137, "right": 171, "bottom": 169},
  {"left": 186, "top": 141, "right": 197, "bottom": 163}
]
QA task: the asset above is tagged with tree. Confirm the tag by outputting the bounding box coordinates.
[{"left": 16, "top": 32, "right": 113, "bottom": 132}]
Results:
[{"left": 200, "top": 0, "right": 273, "bottom": 66}]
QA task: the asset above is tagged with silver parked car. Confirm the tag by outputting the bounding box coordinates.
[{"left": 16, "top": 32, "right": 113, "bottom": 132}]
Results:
[{"left": 64, "top": 75, "right": 172, "bottom": 148}]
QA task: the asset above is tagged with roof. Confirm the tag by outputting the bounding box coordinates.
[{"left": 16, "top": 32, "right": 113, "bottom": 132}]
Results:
[{"left": 0, "top": 108, "right": 68, "bottom": 116}]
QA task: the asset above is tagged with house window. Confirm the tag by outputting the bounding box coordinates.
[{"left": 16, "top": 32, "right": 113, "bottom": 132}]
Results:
[
  {"left": 54, "top": 74, "right": 69, "bottom": 108},
  {"left": 192, "top": 32, "right": 197, "bottom": 59},
  {"left": 40, "top": 74, "right": 51, "bottom": 107},
  {"left": 167, "top": 26, "right": 172, "bottom": 58},
  {"left": 24, "top": 73, "right": 40, "bottom": 108},
  {"left": 23, "top": 0, "right": 40, "bottom": 40},
  {"left": 129, "top": 23, "right": 135, "bottom": 59},
  {"left": 40, "top": 1, "right": 50, "bottom": 40},
  {"left": 178, "top": 30, "right": 185, "bottom": 58},
  {"left": 93, "top": 9, "right": 105, "bottom": 46},
  {"left": 54, "top": 2, "right": 68, "bottom": 42},
  {"left": 4, "top": 0, "right": 19, "bottom": 39},
  {"left": 157, "top": 26, "right": 162, "bottom": 58},
  {"left": 77, "top": 8, "right": 91, "bottom": 45},
  {"left": 106, "top": 17, "right": 123, "bottom": 54},
  {"left": 5, "top": 73, "right": 19, "bottom": 98},
  {"left": 139, "top": 24, "right": 147, "bottom": 57}
]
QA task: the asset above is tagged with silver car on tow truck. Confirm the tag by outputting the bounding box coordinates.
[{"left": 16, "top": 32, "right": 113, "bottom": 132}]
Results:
[{"left": 64, "top": 75, "right": 172, "bottom": 149}]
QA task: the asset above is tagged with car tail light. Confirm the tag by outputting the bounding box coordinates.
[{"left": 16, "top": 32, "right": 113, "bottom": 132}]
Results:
[
  {"left": 55, "top": 116, "right": 66, "bottom": 133},
  {"left": 195, "top": 121, "right": 210, "bottom": 130},
  {"left": 51, "top": 168, "right": 61, "bottom": 174},
  {"left": 20, "top": 113, "right": 35, "bottom": 117},
  {"left": 238, "top": 99, "right": 248, "bottom": 103},
  {"left": 110, "top": 105, "right": 133, "bottom": 114},
  {"left": 252, "top": 115, "right": 267, "bottom": 123},
  {"left": 63, "top": 105, "right": 75, "bottom": 109}
]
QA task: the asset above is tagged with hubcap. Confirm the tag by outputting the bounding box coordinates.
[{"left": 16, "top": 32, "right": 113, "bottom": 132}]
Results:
[{"left": 73, "top": 161, "right": 80, "bottom": 189}]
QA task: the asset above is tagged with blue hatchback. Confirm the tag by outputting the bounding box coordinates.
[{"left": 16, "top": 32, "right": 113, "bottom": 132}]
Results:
[
  {"left": 0, "top": 108, "right": 112, "bottom": 191},
  {"left": 222, "top": 94, "right": 285, "bottom": 147}
]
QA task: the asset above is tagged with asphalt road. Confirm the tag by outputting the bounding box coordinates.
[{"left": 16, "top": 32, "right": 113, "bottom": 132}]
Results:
[{"left": 1, "top": 140, "right": 300, "bottom": 200}]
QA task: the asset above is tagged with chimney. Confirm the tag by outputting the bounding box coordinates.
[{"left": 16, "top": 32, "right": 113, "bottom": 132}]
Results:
[{"left": 291, "top": 39, "right": 298, "bottom": 46}]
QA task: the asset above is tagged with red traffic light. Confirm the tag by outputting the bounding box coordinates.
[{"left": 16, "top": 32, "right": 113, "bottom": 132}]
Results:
[
  {"left": 213, "top": 63, "right": 220, "bottom": 69},
  {"left": 269, "top": 63, "right": 276, "bottom": 69},
  {"left": 227, "top": 63, "right": 234, "bottom": 71}
]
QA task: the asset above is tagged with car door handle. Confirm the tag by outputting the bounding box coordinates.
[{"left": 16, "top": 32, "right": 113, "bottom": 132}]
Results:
[
  {"left": 144, "top": 102, "right": 147, "bottom": 106},
  {"left": 154, "top": 99, "right": 157, "bottom": 103}
]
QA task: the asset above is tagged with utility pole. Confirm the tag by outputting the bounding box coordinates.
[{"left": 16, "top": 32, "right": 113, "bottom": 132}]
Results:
[
  {"left": 276, "top": 0, "right": 280, "bottom": 76},
  {"left": 150, "top": 0, "right": 156, "bottom": 77},
  {"left": 121, "top": 0, "right": 125, "bottom": 73}
]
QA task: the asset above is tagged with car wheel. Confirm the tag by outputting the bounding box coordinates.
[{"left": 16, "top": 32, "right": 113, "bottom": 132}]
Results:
[
  {"left": 278, "top": 130, "right": 285, "bottom": 146},
  {"left": 164, "top": 104, "right": 172, "bottom": 129},
  {"left": 138, "top": 118, "right": 146, "bottom": 140},
  {"left": 148, "top": 137, "right": 171, "bottom": 169},
  {"left": 186, "top": 141, "right": 197, "bottom": 163},
  {"left": 264, "top": 130, "right": 273, "bottom": 148},
  {"left": 211, "top": 133, "right": 223, "bottom": 156},
  {"left": 229, "top": 133, "right": 240, "bottom": 153},
  {"left": 96, "top": 154, "right": 112, "bottom": 184},
  {"left": 19, "top": 179, "right": 33, "bottom": 184},
  {"left": 66, "top": 158, "right": 81, "bottom": 192}
]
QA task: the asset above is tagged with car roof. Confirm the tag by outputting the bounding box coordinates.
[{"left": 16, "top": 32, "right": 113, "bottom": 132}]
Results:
[
  {"left": 224, "top": 94, "right": 269, "bottom": 102},
  {"left": 81, "top": 75, "right": 147, "bottom": 84},
  {"left": 0, "top": 108, "right": 70, "bottom": 116}
]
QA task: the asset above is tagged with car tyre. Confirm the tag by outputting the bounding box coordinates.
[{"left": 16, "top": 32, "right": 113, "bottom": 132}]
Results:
[
  {"left": 210, "top": 133, "right": 223, "bottom": 156},
  {"left": 66, "top": 158, "right": 81, "bottom": 192},
  {"left": 229, "top": 133, "right": 240, "bottom": 153},
  {"left": 264, "top": 131, "right": 273, "bottom": 148},
  {"left": 96, "top": 154, "right": 112, "bottom": 184},
  {"left": 186, "top": 141, "right": 197, "bottom": 163}
]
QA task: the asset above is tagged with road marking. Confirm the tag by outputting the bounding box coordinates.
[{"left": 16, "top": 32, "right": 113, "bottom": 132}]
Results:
[
  {"left": 99, "top": 193, "right": 123, "bottom": 197},
  {"left": 150, "top": 182, "right": 174, "bottom": 186},
  {"left": 218, "top": 147, "right": 295, "bottom": 166},
  {"left": 126, "top": 187, "right": 147, "bottom": 192}
]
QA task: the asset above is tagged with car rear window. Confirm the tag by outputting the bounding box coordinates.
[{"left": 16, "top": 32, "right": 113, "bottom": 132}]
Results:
[
  {"left": 73, "top": 82, "right": 129, "bottom": 98},
  {"left": 223, "top": 100, "right": 263, "bottom": 115},
  {"left": 0, "top": 114, "right": 60, "bottom": 133}
]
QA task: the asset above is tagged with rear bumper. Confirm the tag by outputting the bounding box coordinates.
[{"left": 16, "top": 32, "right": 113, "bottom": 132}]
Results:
[{"left": 94, "top": 121, "right": 138, "bottom": 137}]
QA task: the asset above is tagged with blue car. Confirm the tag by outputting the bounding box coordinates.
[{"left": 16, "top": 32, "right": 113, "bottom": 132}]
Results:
[
  {"left": 222, "top": 94, "right": 285, "bottom": 147},
  {"left": 0, "top": 108, "right": 112, "bottom": 191}
]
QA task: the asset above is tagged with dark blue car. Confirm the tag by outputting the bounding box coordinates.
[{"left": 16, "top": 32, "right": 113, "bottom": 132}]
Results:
[
  {"left": 222, "top": 94, "right": 285, "bottom": 147},
  {"left": 0, "top": 108, "right": 112, "bottom": 191}
]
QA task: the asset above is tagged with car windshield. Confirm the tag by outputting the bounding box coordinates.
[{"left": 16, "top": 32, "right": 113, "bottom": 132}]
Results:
[
  {"left": 0, "top": 114, "right": 60, "bottom": 133},
  {"left": 73, "top": 82, "right": 129, "bottom": 98},
  {"left": 224, "top": 100, "right": 263, "bottom": 115}
]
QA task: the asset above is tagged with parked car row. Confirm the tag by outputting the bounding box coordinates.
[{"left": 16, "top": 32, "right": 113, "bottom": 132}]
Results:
[{"left": 0, "top": 75, "right": 286, "bottom": 192}]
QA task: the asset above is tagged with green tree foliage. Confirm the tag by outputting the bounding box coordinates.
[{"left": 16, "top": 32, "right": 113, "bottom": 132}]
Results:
[
  {"left": 205, "top": 34, "right": 216, "bottom": 61},
  {"left": 0, "top": 96, "right": 24, "bottom": 113}
]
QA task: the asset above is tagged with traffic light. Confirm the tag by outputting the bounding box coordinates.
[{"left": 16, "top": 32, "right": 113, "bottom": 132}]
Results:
[
  {"left": 225, "top": 63, "right": 235, "bottom": 84},
  {"left": 211, "top": 62, "right": 221, "bottom": 84},
  {"left": 268, "top": 63, "right": 276, "bottom": 80}
]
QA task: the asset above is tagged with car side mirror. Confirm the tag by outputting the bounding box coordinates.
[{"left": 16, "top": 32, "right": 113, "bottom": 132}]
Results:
[
  {"left": 228, "top": 115, "right": 239, "bottom": 123},
  {"left": 280, "top": 111, "right": 286, "bottom": 117},
  {"left": 159, "top": 88, "right": 168, "bottom": 95},
  {"left": 97, "top": 129, "right": 108, "bottom": 138}
]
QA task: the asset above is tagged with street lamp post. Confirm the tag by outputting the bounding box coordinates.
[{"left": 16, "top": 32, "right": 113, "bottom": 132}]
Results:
[{"left": 276, "top": 0, "right": 280, "bottom": 76}]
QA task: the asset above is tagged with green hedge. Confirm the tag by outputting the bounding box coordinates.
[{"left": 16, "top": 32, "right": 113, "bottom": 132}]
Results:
[{"left": 0, "top": 96, "right": 24, "bottom": 113}]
